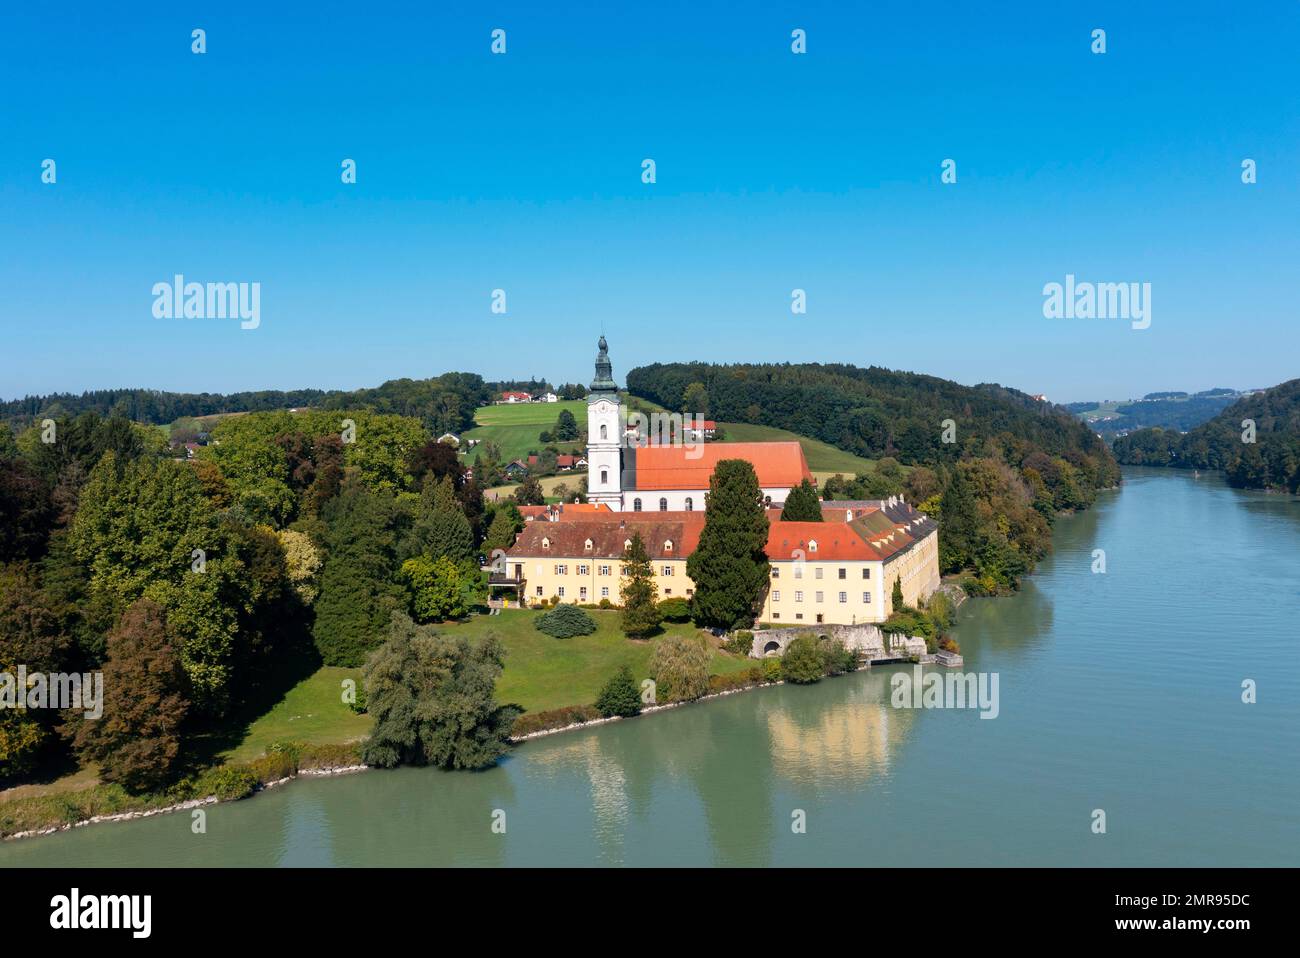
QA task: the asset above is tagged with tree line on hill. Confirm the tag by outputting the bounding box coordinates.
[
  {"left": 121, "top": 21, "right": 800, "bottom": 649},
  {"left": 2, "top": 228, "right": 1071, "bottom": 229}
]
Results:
[
  {"left": 627, "top": 361, "right": 1121, "bottom": 593},
  {"left": 1, "top": 372, "right": 494, "bottom": 439},
  {"left": 1112, "top": 379, "right": 1300, "bottom": 492}
]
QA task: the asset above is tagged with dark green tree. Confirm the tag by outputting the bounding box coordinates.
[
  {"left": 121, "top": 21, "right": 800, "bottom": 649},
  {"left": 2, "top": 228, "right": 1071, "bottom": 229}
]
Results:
[
  {"left": 779, "top": 478, "right": 823, "bottom": 521},
  {"left": 553, "top": 409, "right": 580, "bottom": 441},
  {"left": 781, "top": 634, "right": 824, "bottom": 683},
  {"left": 686, "top": 460, "right": 770, "bottom": 628},
  {"left": 938, "top": 463, "right": 979, "bottom": 574},
  {"left": 891, "top": 575, "right": 906, "bottom": 613},
  {"left": 312, "top": 477, "right": 404, "bottom": 666},
  {"left": 595, "top": 665, "right": 643, "bottom": 717},
  {"left": 513, "top": 475, "right": 545, "bottom": 506},
  {"left": 361, "top": 612, "right": 519, "bottom": 769},
  {"left": 619, "top": 533, "right": 661, "bottom": 638}
]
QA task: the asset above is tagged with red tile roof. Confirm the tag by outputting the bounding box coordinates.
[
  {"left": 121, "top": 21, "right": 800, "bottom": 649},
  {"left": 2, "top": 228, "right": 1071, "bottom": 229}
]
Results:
[{"left": 632, "top": 442, "right": 812, "bottom": 491}]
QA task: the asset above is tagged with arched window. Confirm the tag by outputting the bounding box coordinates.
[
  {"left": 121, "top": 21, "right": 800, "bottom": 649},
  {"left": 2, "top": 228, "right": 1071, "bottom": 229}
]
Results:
[
  {"left": 659, "top": 497, "right": 668, "bottom": 511},
  {"left": 600, "top": 468, "right": 608, "bottom": 485},
  {"left": 633, "top": 498, "right": 642, "bottom": 512},
  {"left": 685, "top": 497, "right": 693, "bottom": 511},
  {"left": 600, "top": 424, "right": 608, "bottom": 440}
]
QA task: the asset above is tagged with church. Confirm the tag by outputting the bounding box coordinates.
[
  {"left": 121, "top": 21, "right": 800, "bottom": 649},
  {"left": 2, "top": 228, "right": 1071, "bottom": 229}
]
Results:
[{"left": 582, "top": 336, "right": 813, "bottom": 511}]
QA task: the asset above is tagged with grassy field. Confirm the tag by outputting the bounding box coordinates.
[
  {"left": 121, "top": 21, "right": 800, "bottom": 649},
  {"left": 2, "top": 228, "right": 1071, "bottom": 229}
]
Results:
[
  {"left": 224, "top": 609, "right": 753, "bottom": 759},
  {"left": 221, "top": 666, "right": 371, "bottom": 763},
  {"left": 715, "top": 421, "right": 885, "bottom": 475},
  {"left": 483, "top": 473, "right": 580, "bottom": 504},
  {"left": 462, "top": 400, "right": 588, "bottom": 464}
]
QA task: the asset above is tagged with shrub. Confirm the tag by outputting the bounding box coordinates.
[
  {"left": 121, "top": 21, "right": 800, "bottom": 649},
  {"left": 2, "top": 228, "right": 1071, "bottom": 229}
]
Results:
[
  {"left": 938, "top": 636, "right": 961, "bottom": 654},
  {"left": 723, "top": 630, "right": 754, "bottom": 654},
  {"left": 598, "top": 597, "right": 613, "bottom": 609},
  {"left": 657, "top": 597, "right": 692, "bottom": 622},
  {"left": 535, "top": 604, "right": 598, "bottom": 638},
  {"left": 781, "top": 635, "right": 824, "bottom": 684},
  {"left": 761, "top": 658, "right": 783, "bottom": 682},
  {"left": 649, "top": 633, "right": 712, "bottom": 702},
  {"left": 196, "top": 765, "right": 259, "bottom": 801},
  {"left": 347, "top": 683, "right": 368, "bottom": 714},
  {"left": 595, "top": 665, "right": 643, "bottom": 717},
  {"left": 817, "top": 637, "right": 857, "bottom": 675},
  {"left": 511, "top": 705, "right": 602, "bottom": 737}
]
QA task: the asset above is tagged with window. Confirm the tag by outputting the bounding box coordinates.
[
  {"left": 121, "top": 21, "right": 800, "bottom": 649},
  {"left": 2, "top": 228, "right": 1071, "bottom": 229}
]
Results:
[
  {"left": 662, "top": 566, "right": 673, "bottom": 576},
  {"left": 816, "top": 614, "right": 824, "bottom": 624},
  {"left": 535, "top": 586, "right": 543, "bottom": 596},
  {"left": 584, "top": 539, "right": 593, "bottom": 551},
  {"left": 600, "top": 468, "right": 608, "bottom": 484},
  {"left": 685, "top": 497, "right": 693, "bottom": 511},
  {"left": 794, "top": 566, "right": 803, "bottom": 579},
  {"left": 664, "top": 588, "right": 672, "bottom": 595},
  {"left": 601, "top": 586, "right": 610, "bottom": 598},
  {"left": 664, "top": 539, "right": 673, "bottom": 552},
  {"left": 795, "top": 613, "right": 803, "bottom": 620},
  {"left": 795, "top": 591, "right": 804, "bottom": 603},
  {"left": 598, "top": 564, "right": 611, "bottom": 576},
  {"left": 862, "top": 568, "right": 871, "bottom": 579},
  {"left": 863, "top": 592, "right": 871, "bottom": 603},
  {"left": 838, "top": 568, "right": 847, "bottom": 580},
  {"left": 659, "top": 497, "right": 668, "bottom": 511},
  {"left": 773, "top": 612, "right": 780, "bottom": 620},
  {"left": 773, "top": 591, "right": 781, "bottom": 602},
  {"left": 815, "top": 567, "right": 823, "bottom": 580},
  {"left": 809, "top": 540, "right": 819, "bottom": 553},
  {"left": 577, "top": 564, "right": 589, "bottom": 575},
  {"left": 542, "top": 537, "right": 550, "bottom": 550},
  {"left": 554, "top": 564, "right": 567, "bottom": 575},
  {"left": 686, "top": 589, "right": 693, "bottom": 597},
  {"left": 579, "top": 587, "right": 588, "bottom": 600},
  {"left": 815, "top": 591, "right": 824, "bottom": 603},
  {"left": 558, "top": 586, "right": 565, "bottom": 598},
  {"left": 633, "top": 498, "right": 642, "bottom": 512},
  {"left": 838, "top": 592, "right": 847, "bottom": 603},
  {"left": 771, "top": 567, "right": 780, "bottom": 578}
]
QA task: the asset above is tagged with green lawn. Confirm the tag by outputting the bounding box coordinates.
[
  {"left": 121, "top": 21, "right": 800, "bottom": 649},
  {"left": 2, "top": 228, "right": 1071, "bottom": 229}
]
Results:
[
  {"left": 221, "top": 666, "right": 371, "bottom": 763},
  {"left": 714, "top": 421, "right": 887, "bottom": 476},
  {"left": 226, "top": 610, "right": 754, "bottom": 759},
  {"left": 462, "top": 399, "right": 588, "bottom": 464},
  {"left": 441, "top": 609, "right": 753, "bottom": 713}
]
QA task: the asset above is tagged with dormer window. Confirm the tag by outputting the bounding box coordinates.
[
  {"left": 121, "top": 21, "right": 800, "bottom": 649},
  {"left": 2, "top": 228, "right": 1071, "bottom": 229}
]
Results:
[
  {"left": 809, "top": 540, "right": 818, "bottom": 553},
  {"left": 624, "top": 539, "right": 632, "bottom": 551},
  {"left": 664, "top": 540, "right": 673, "bottom": 552},
  {"left": 542, "top": 537, "right": 550, "bottom": 550},
  {"left": 584, "top": 539, "right": 593, "bottom": 551}
]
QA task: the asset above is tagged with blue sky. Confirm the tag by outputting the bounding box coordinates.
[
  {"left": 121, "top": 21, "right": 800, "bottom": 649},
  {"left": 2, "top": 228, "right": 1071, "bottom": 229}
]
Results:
[{"left": 1, "top": 1, "right": 1296, "bottom": 404}]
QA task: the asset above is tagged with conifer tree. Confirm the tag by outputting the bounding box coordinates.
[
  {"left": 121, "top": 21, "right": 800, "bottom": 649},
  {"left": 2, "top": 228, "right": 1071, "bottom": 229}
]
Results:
[
  {"left": 780, "top": 478, "right": 823, "bottom": 521},
  {"left": 686, "top": 460, "right": 770, "bottom": 629},
  {"left": 619, "top": 532, "right": 661, "bottom": 638}
]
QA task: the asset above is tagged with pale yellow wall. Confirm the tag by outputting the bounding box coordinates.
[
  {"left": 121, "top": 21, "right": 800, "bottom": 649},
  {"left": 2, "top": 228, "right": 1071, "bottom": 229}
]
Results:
[
  {"left": 508, "top": 555, "right": 695, "bottom": 606},
  {"left": 882, "top": 530, "right": 941, "bottom": 616},
  {"left": 759, "top": 559, "right": 885, "bottom": 626}
]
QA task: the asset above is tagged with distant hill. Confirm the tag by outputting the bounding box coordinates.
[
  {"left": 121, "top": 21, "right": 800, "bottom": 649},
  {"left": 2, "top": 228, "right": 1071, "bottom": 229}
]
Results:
[
  {"left": 626, "top": 361, "right": 1116, "bottom": 479},
  {"left": 1068, "top": 388, "right": 1250, "bottom": 436},
  {"left": 1, "top": 373, "right": 492, "bottom": 437},
  {"left": 1113, "top": 379, "right": 1300, "bottom": 492}
]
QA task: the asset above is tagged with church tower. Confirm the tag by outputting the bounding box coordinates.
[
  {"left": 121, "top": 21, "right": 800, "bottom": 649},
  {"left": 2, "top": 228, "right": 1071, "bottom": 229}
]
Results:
[{"left": 585, "top": 335, "right": 623, "bottom": 509}]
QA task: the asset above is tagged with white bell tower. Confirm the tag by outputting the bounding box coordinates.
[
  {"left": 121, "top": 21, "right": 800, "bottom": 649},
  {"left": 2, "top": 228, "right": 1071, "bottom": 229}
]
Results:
[{"left": 586, "top": 335, "right": 623, "bottom": 509}]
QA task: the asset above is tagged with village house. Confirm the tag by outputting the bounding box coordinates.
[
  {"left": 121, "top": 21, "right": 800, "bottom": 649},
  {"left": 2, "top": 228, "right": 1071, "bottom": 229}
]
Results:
[{"left": 499, "top": 391, "right": 532, "bottom": 404}]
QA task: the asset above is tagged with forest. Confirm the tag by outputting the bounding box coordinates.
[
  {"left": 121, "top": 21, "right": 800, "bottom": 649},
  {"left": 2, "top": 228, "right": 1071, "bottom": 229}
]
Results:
[{"left": 1112, "top": 379, "right": 1300, "bottom": 492}]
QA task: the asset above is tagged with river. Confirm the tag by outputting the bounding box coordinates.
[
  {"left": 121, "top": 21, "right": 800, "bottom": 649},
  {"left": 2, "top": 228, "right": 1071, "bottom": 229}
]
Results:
[{"left": 3, "top": 468, "right": 1298, "bottom": 866}]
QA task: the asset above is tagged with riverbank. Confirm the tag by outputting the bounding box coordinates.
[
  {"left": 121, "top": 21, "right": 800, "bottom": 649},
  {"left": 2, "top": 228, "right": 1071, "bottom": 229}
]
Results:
[{"left": 3, "top": 647, "right": 916, "bottom": 842}]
